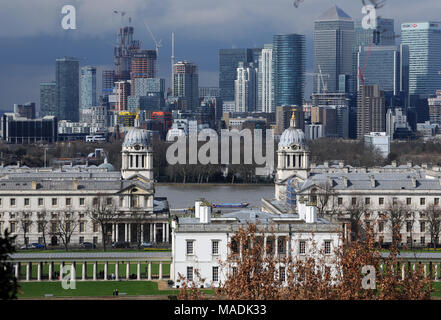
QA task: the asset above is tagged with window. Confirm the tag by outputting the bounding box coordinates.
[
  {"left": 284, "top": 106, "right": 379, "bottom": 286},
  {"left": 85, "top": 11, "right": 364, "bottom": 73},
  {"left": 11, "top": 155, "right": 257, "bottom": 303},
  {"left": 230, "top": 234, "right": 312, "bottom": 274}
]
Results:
[
  {"left": 0, "top": 198, "right": 2, "bottom": 206},
  {"left": 420, "top": 198, "right": 426, "bottom": 206},
  {"left": 93, "top": 223, "right": 98, "bottom": 233},
  {"left": 93, "top": 236, "right": 98, "bottom": 244},
  {"left": 186, "top": 240, "right": 194, "bottom": 255},
  {"left": 38, "top": 223, "right": 44, "bottom": 233},
  {"left": 351, "top": 197, "right": 357, "bottom": 206},
  {"left": 66, "top": 198, "right": 71, "bottom": 206},
  {"left": 79, "top": 222, "right": 85, "bottom": 233},
  {"left": 212, "top": 241, "right": 219, "bottom": 255},
  {"left": 393, "top": 197, "right": 398, "bottom": 205},
  {"left": 93, "top": 198, "right": 98, "bottom": 206},
  {"left": 337, "top": 197, "right": 343, "bottom": 205},
  {"left": 279, "top": 267, "right": 286, "bottom": 282},
  {"left": 79, "top": 236, "right": 84, "bottom": 244},
  {"left": 38, "top": 198, "right": 44, "bottom": 206},
  {"left": 278, "top": 238, "right": 285, "bottom": 254},
  {"left": 379, "top": 198, "right": 384, "bottom": 205},
  {"left": 24, "top": 198, "right": 30, "bottom": 206},
  {"left": 406, "top": 198, "right": 412, "bottom": 205},
  {"left": 232, "top": 267, "right": 237, "bottom": 276},
  {"left": 379, "top": 222, "right": 384, "bottom": 233},
  {"left": 420, "top": 221, "right": 425, "bottom": 233},
  {"left": 299, "top": 241, "right": 306, "bottom": 254},
  {"left": 187, "top": 266, "right": 193, "bottom": 281},
  {"left": 79, "top": 198, "right": 85, "bottom": 206},
  {"left": 436, "top": 198, "right": 440, "bottom": 206},
  {"left": 10, "top": 198, "right": 16, "bottom": 206},
  {"left": 407, "top": 222, "right": 412, "bottom": 233},
  {"left": 52, "top": 198, "right": 57, "bottom": 206},
  {"left": 231, "top": 239, "right": 239, "bottom": 254},
  {"left": 365, "top": 198, "right": 370, "bottom": 205},
  {"left": 324, "top": 241, "right": 331, "bottom": 254},
  {"left": 38, "top": 237, "right": 43, "bottom": 244},
  {"left": 10, "top": 222, "right": 16, "bottom": 233},
  {"left": 106, "top": 198, "right": 112, "bottom": 206},
  {"left": 421, "top": 237, "right": 425, "bottom": 245},
  {"left": 212, "top": 266, "right": 219, "bottom": 282}
]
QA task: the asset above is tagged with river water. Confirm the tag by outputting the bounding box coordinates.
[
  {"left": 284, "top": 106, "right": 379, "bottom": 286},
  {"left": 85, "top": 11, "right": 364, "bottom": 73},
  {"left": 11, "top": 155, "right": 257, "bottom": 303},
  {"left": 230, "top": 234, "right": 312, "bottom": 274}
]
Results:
[{"left": 155, "top": 184, "right": 275, "bottom": 210}]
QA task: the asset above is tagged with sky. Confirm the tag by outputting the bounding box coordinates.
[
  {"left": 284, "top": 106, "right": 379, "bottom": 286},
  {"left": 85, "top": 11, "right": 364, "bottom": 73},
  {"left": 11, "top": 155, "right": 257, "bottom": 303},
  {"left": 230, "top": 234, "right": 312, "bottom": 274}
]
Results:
[{"left": 0, "top": 0, "right": 440, "bottom": 112}]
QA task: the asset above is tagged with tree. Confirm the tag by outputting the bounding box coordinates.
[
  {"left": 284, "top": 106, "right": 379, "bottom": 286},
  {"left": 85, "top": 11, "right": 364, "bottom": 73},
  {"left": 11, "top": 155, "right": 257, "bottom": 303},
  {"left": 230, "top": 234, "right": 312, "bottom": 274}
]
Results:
[
  {"left": 17, "top": 213, "right": 33, "bottom": 248},
  {"left": 36, "top": 210, "right": 50, "bottom": 248},
  {"left": 53, "top": 211, "right": 79, "bottom": 251},
  {"left": 424, "top": 204, "right": 441, "bottom": 249},
  {"left": 345, "top": 198, "right": 371, "bottom": 241},
  {"left": 0, "top": 230, "right": 18, "bottom": 299},
  {"left": 87, "top": 195, "right": 119, "bottom": 251},
  {"left": 385, "top": 200, "right": 409, "bottom": 248},
  {"left": 314, "top": 182, "right": 338, "bottom": 220}
]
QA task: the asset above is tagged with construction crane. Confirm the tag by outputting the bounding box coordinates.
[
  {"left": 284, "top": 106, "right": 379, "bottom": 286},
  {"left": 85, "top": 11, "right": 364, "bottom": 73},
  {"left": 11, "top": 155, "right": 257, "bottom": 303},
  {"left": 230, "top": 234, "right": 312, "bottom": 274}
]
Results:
[
  {"left": 113, "top": 10, "right": 127, "bottom": 26},
  {"left": 306, "top": 65, "right": 330, "bottom": 94},
  {"left": 143, "top": 20, "right": 162, "bottom": 57}
]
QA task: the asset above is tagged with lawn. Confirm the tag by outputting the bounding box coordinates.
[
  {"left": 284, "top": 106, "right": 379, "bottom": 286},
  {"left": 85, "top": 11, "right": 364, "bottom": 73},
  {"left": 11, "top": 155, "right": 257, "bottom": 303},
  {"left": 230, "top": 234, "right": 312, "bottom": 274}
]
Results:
[{"left": 17, "top": 281, "right": 178, "bottom": 298}]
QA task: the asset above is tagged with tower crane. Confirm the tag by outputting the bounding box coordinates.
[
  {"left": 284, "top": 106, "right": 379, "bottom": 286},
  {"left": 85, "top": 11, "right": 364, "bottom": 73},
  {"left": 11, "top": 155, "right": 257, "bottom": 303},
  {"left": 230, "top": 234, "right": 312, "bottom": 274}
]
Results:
[
  {"left": 143, "top": 20, "right": 163, "bottom": 57},
  {"left": 306, "top": 65, "right": 330, "bottom": 94}
]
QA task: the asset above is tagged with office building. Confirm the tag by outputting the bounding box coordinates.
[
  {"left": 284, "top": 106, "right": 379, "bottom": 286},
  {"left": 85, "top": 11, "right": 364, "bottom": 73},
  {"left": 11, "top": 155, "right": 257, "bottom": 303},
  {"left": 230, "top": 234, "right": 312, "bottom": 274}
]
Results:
[
  {"left": 199, "top": 87, "right": 220, "bottom": 99},
  {"left": 14, "top": 103, "right": 36, "bottom": 120},
  {"left": 314, "top": 6, "right": 354, "bottom": 93},
  {"left": 357, "top": 85, "right": 386, "bottom": 139},
  {"left": 429, "top": 90, "right": 441, "bottom": 125},
  {"left": 273, "top": 34, "right": 305, "bottom": 107},
  {"left": 258, "top": 44, "right": 274, "bottom": 113},
  {"left": 235, "top": 62, "right": 257, "bottom": 112},
  {"left": 1, "top": 113, "right": 57, "bottom": 144},
  {"left": 56, "top": 57, "right": 80, "bottom": 122},
  {"left": 102, "top": 70, "right": 115, "bottom": 97},
  {"left": 386, "top": 108, "right": 413, "bottom": 140},
  {"left": 133, "top": 78, "right": 165, "bottom": 98},
  {"left": 114, "top": 26, "right": 141, "bottom": 81},
  {"left": 80, "top": 66, "right": 97, "bottom": 109},
  {"left": 40, "top": 82, "right": 56, "bottom": 118},
  {"left": 219, "top": 48, "right": 262, "bottom": 102},
  {"left": 173, "top": 61, "right": 199, "bottom": 112},
  {"left": 276, "top": 105, "right": 305, "bottom": 135},
  {"left": 364, "top": 132, "right": 390, "bottom": 158},
  {"left": 115, "top": 81, "right": 131, "bottom": 112},
  {"left": 130, "top": 50, "right": 157, "bottom": 95}
]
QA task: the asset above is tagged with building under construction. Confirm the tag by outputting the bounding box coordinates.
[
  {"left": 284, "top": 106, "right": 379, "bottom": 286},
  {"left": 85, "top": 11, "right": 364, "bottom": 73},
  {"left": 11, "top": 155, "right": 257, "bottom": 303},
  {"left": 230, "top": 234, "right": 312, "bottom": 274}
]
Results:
[{"left": 114, "top": 26, "right": 141, "bottom": 82}]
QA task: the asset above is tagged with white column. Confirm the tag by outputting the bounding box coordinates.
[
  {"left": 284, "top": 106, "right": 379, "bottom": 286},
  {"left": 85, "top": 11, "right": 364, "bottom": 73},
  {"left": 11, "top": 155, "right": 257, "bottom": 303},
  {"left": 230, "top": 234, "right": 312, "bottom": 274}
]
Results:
[
  {"left": 104, "top": 262, "right": 108, "bottom": 280},
  {"left": 128, "top": 224, "right": 131, "bottom": 243},
  {"left": 150, "top": 223, "right": 153, "bottom": 242},
  {"left": 60, "top": 262, "right": 64, "bottom": 280},
  {"left": 93, "top": 262, "right": 97, "bottom": 281},
  {"left": 126, "top": 262, "right": 130, "bottom": 280},
  {"left": 275, "top": 237, "right": 279, "bottom": 258},
  {"left": 162, "top": 224, "right": 166, "bottom": 242},
  {"left": 141, "top": 224, "right": 144, "bottom": 242},
  {"left": 115, "top": 262, "right": 119, "bottom": 281},
  {"left": 401, "top": 263, "right": 405, "bottom": 280},
  {"left": 263, "top": 236, "right": 267, "bottom": 258},
  {"left": 165, "top": 223, "right": 169, "bottom": 243},
  {"left": 137, "top": 262, "right": 141, "bottom": 280},
  {"left": 148, "top": 262, "right": 152, "bottom": 280},
  {"left": 15, "top": 263, "right": 19, "bottom": 279},
  {"left": 82, "top": 262, "right": 86, "bottom": 281},
  {"left": 153, "top": 224, "right": 156, "bottom": 243},
  {"left": 170, "top": 260, "right": 174, "bottom": 281},
  {"left": 70, "top": 263, "right": 76, "bottom": 282},
  {"left": 116, "top": 224, "right": 120, "bottom": 242},
  {"left": 424, "top": 263, "right": 428, "bottom": 278},
  {"left": 26, "top": 262, "right": 31, "bottom": 281},
  {"left": 48, "top": 262, "right": 53, "bottom": 281},
  {"left": 159, "top": 262, "right": 163, "bottom": 280},
  {"left": 37, "top": 262, "right": 42, "bottom": 281}
]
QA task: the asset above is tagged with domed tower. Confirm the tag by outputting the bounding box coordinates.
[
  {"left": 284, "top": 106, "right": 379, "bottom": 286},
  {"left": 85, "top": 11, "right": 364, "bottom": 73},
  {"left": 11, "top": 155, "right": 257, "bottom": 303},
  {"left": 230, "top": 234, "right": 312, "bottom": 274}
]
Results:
[
  {"left": 121, "top": 128, "right": 153, "bottom": 180},
  {"left": 275, "top": 113, "right": 310, "bottom": 200}
]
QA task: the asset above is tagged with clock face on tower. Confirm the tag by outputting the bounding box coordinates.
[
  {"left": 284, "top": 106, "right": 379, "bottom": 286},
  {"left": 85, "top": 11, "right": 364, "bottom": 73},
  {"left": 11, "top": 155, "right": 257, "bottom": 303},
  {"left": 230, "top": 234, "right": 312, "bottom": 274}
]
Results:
[{"left": 134, "top": 144, "right": 141, "bottom": 151}]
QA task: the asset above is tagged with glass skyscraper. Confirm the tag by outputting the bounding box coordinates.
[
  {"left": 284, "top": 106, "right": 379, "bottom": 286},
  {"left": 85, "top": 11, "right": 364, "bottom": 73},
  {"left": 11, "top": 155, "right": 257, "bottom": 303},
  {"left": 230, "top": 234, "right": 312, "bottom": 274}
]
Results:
[
  {"left": 56, "top": 57, "right": 79, "bottom": 121},
  {"left": 80, "top": 66, "right": 97, "bottom": 109},
  {"left": 40, "top": 81, "right": 56, "bottom": 117},
  {"left": 219, "top": 48, "right": 262, "bottom": 102},
  {"left": 272, "top": 34, "right": 305, "bottom": 107},
  {"left": 354, "top": 18, "right": 395, "bottom": 48},
  {"left": 314, "top": 6, "right": 354, "bottom": 93}
]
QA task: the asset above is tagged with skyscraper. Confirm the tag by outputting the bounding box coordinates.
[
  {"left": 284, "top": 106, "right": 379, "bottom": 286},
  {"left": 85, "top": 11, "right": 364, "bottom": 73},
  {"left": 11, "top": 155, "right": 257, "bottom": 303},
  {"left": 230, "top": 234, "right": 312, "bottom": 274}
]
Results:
[
  {"left": 115, "top": 81, "right": 131, "bottom": 112},
  {"left": 80, "top": 66, "right": 97, "bottom": 109},
  {"left": 354, "top": 18, "right": 395, "bottom": 48},
  {"left": 357, "top": 84, "right": 386, "bottom": 139},
  {"left": 102, "top": 70, "right": 115, "bottom": 97},
  {"left": 40, "top": 81, "right": 56, "bottom": 117},
  {"left": 235, "top": 62, "right": 257, "bottom": 112},
  {"left": 219, "top": 48, "right": 262, "bottom": 102},
  {"left": 258, "top": 44, "right": 274, "bottom": 113},
  {"left": 401, "top": 22, "right": 441, "bottom": 118},
  {"left": 56, "top": 57, "right": 79, "bottom": 122},
  {"left": 273, "top": 34, "right": 305, "bottom": 108},
  {"left": 130, "top": 50, "right": 157, "bottom": 95},
  {"left": 314, "top": 6, "right": 354, "bottom": 93},
  {"left": 173, "top": 61, "right": 199, "bottom": 112},
  {"left": 114, "top": 26, "right": 141, "bottom": 81}
]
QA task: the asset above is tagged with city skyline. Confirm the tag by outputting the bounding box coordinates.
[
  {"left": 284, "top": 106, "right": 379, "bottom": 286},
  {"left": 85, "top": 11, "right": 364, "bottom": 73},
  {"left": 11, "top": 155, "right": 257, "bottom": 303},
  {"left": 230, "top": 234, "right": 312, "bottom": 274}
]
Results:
[{"left": 1, "top": 0, "right": 440, "bottom": 111}]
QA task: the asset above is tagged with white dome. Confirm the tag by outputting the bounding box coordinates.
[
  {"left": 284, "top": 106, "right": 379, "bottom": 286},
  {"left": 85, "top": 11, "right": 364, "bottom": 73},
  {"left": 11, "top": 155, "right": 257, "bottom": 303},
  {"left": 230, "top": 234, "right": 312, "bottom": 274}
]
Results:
[
  {"left": 123, "top": 128, "right": 151, "bottom": 147},
  {"left": 279, "top": 127, "right": 306, "bottom": 148}
]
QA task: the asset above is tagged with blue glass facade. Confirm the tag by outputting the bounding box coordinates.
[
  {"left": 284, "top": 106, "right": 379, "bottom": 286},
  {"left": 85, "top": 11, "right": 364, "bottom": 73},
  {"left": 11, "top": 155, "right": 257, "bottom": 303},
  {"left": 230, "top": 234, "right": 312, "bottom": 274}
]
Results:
[
  {"left": 272, "top": 34, "right": 305, "bottom": 107},
  {"left": 56, "top": 57, "right": 79, "bottom": 122}
]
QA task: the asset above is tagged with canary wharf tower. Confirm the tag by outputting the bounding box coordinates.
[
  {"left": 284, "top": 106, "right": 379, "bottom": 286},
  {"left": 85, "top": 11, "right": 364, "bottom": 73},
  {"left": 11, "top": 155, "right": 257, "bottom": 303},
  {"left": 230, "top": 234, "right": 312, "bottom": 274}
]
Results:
[{"left": 314, "top": 6, "right": 354, "bottom": 93}]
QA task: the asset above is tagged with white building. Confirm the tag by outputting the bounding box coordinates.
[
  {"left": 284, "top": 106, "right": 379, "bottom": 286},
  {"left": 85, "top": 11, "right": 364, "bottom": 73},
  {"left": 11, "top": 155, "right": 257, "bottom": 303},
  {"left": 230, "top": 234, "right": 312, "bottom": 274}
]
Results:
[
  {"left": 172, "top": 199, "right": 342, "bottom": 288},
  {"left": 0, "top": 127, "right": 170, "bottom": 247},
  {"left": 58, "top": 120, "right": 90, "bottom": 135},
  {"left": 258, "top": 44, "right": 274, "bottom": 113},
  {"left": 386, "top": 108, "right": 410, "bottom": 139},
  {"left": 235, "top": 62, "right": 257, "bottom": 112},
  {"left": 305, "top": 123, "right": 324, "bottom": 141},
  {"left": 364, "top": 132, "right": 390, "bottom": 158}
]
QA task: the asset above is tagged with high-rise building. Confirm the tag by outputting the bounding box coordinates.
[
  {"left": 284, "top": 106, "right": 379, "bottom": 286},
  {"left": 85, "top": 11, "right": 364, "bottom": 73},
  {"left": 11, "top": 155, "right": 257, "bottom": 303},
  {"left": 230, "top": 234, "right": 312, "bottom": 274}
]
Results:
[
  {"left": 199, "top": 87, "right": 220, "bottom": 99},
  {"left": 80, "top": 66, "right": 97, "bottom": 109},
  {"left": 401, "top": 22, "right": 441, "bottom": 120},
  {"left": 219, "top": 48, "right": 262, "bottom": 102},
  {"left": 133, "top": 78, "right": 165, "bottom": 98},
  {"left": 130, "top": 50, "right": 157, "bottom": 95},
  {"left": 235, "top": 62, "right": 257, "bottom": 112},
  {"left": 357, "top": 84, "right": 386, "bottom": 139},
  {"left": 40, "top": 82, "right": 56, "bottom": 117},
  {"left": 102, "top": 70, "right": 115, "bottom": 97},
  {"left": 354, "top": 18, "right": 395, "bottom": 48},
  {"left": 276, "top": 105, "right": 305, "bottom": 135},
  {"left": 357, "top": 45, "right": 409, "bottom": 107},
  {"left": 273, "top": 34, "right": 305, "bottom": 107},
  {"left": 114, "top": 26, "right": 141, "bottom": 81},
  {"left": 429, "top": 90, "right": 441, "bottom": 125},
  {"left": 386, "top": 108, "right": 411, "bottom": 139},
  {"left": 258, "top": 44, "right": 274, "bottom": 113},
  {"left": 14, "top": 103, "right": 36, "bottom": 119},
  {"left": 314, "top": 6, "right": 354, "bottom": 93},
  {"left": 115, "top": 81, "right": 131, "bottom": 112},
  {"left": 56, "top": 57, "right": 80, "bottom": 122},
  {"left": 173, "top": 61, "right": 199, "bottom": 112}
]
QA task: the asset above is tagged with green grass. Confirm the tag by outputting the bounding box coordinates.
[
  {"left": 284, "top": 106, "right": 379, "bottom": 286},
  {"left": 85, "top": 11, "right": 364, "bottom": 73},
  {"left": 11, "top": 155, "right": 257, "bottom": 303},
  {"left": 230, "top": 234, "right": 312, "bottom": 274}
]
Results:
[{"left": 17, "top": 281, "right": 178, "bottom": 298}]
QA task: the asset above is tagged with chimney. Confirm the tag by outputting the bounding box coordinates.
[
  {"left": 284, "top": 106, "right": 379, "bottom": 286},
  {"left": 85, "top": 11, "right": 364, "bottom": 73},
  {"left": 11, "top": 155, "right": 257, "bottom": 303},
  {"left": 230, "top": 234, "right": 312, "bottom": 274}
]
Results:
[
  {"left": 17, "top": 161, "right": 20, "bottom": 168},
  {"left": 0, "top": 161, "right": 4, "bottom": 167},
  {"left": 411, "top": 177, "right": 417, "bottom": 188},
  {"left": 407, "top": 161, "right": 413, "bottom": 168},
  {"left": 73, "top": 179, "right": 79, "bottom": 190},
  {"left": 324, "top": 161, "right": 329, "bottom": 168},
  {"left": 339, "top": 161, "right": 344, "bottom": 168},
  {"left": 32, "top": 181, "right": 37, "bottom": 190},
  {"left": 392, "top": 160, "right": 397, "bottom": 167},
  {"left": 343, "top": 176, "right": 348, "bottom": 188},
  {"left": 343, "top": 167, "right": 349, "bottom": 173},
  {"left": 199, "top": 203, "right": 211, "bottom": 224},
  {"left": 194, "top": 199, "right": 203, "bottom": 218},
  {"left": 370, "top": 175, "right": 376, "bottom": 188},
  {"left": 422, "top": 163, "right": 428, "bottom": 169},
  {"left": 305, "top": 205, "right": 317, "bottom": 224}
]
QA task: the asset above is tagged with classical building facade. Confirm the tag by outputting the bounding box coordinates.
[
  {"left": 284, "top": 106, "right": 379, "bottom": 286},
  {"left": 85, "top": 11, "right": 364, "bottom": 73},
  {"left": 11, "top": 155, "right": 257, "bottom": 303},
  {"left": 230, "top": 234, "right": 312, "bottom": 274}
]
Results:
[{"left": 0, "top": 128, "right": 170, "bottom": 247}]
